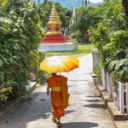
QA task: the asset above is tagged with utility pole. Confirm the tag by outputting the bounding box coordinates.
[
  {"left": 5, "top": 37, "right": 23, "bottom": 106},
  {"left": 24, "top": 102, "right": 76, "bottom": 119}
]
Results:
[
  {"left": 85, "top": 0, "right": 87, "bottom": 6},
  {"left": 81, "top": 0, "right": 84, "bottom": 6},
  {"left": 38, "top": 0, "right": 40, "bottom": 5},
  {"left": 72, "top": 5, "right": 76, "bottom": 24}
]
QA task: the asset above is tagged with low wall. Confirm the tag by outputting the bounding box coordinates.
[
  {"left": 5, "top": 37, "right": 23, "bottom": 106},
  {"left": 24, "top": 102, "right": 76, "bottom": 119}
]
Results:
[{"left": 38, "top": 42, "right": 78, "bottom": 52}]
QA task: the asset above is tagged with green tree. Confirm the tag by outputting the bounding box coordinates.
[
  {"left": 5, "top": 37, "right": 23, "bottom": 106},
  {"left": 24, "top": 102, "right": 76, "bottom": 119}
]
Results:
[
  {"left": 69, "top": 6, "right": 101, "bottom": 34},
  {"left": 97, "top": 0, "right": 120, "bottom": 19}
]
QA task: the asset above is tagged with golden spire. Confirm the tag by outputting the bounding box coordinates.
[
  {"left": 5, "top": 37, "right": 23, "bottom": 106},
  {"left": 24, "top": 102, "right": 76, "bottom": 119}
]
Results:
[{"left": 47, "top": 1, "right": 62, "bottom": 35}]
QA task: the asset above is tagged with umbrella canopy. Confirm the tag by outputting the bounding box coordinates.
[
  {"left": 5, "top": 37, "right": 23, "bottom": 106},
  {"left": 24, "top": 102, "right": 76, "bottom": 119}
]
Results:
[{"left": 40, "top": 56, "right": 79, "bottom": 73}]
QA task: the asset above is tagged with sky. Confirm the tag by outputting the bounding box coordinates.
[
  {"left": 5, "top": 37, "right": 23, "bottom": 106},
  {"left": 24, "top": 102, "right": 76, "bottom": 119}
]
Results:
[
  {"left": 33, "top": 0, "right": 103, "bottom": 9},
  {"left": 37, "top": 0, "right": 104, "bottom": 3},
  {"left": 89, "top": 0, "right": 103, "bottom": 3}
]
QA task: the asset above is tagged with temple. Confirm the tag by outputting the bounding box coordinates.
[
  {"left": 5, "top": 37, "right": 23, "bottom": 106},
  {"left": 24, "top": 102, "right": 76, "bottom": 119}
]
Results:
[
  {"left": 38, "top": 1, "right": 77, "bottom": 51},
  {"left": 40, "top": 2, "right": 67, "bottom": 44}
]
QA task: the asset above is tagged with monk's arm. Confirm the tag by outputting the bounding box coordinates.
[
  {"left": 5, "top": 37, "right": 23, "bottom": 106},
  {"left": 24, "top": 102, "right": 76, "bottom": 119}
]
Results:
[{"left": 47, "top": 85, "right": 50, "bottom": 95}]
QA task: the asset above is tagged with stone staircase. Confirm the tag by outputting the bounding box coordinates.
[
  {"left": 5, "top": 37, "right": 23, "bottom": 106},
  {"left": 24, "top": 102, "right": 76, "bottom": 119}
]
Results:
[{"left": 65, "top": 31, "right": 71, "bottom": 40}]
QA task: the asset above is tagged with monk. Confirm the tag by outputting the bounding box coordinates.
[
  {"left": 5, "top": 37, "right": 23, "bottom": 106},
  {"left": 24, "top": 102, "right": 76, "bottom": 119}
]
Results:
[{"left": 47, "top": 73, "right": 69, "bottom": 127}]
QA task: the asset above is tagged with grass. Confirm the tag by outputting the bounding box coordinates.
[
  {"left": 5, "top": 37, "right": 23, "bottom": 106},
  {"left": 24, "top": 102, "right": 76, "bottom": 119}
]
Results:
[
  {"left": 45, "top": 43, "right": 95, "bottom": 58},
  {"left": 99, "top": 84, "right": 103, "bottom": 87}
]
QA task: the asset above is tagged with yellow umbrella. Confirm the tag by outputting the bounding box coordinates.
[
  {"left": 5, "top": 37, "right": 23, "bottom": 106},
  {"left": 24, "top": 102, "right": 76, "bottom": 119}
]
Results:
[{"left": 40, "top": 56, "right": 79, "bottom": 73}]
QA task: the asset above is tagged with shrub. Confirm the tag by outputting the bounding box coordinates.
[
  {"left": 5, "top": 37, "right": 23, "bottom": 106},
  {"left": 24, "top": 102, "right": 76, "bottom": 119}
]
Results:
[{"left": 0, "top": 0, "right": 45, "bottom": 105}]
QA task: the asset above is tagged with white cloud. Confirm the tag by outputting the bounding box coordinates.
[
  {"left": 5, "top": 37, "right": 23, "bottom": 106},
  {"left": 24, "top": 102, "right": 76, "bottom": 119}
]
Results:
[{"left": 89, "top": 0, "right": 103, "bottom": 3}]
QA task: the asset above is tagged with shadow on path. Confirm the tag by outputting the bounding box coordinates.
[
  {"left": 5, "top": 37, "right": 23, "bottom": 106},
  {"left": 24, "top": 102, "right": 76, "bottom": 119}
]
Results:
[
  {"left": 84, "top": 100, "right": 101, "bottom": 102},
  {"left": 87, "top": 95, "right": 101, "bottom": 98},
  {"left": 63, "top": 122, "right": 98, "bottom": 128},
  {"left": 65, "top": 110, "right": 74, "bottom": 115},
  {"left": 83, "top": 104, "right": 106, "bottom": 109}
]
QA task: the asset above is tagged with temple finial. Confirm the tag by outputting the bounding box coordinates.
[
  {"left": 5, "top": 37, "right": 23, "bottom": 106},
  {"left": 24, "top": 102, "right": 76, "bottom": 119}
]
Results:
[
  {"left": 53, "top": 0, "right": 55, "bottom": 7},
  {"left": 46, "top": 0, "right": 62, "bottom": 35}
]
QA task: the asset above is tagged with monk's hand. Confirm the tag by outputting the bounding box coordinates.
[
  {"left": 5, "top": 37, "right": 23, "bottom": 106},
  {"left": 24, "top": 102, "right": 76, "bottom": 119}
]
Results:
[
  {"left": 47, "top": 89, "right": 50, "bottom": 95},
  {"left": 47, "top": 86, "right": 50, "bottom": 95}
]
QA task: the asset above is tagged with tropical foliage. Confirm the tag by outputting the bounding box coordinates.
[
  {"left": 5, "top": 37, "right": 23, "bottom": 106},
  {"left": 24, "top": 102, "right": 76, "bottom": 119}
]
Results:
[
  {"left": 70, "top": 6, "right": 101, "bottom": 33},
  {"left": 89, "top": 0, "right": 128, "bottom": 90},
  {"left": 0, "top": 0, "right": 45, "bottom": 106},
  {"left": 72, "top": 30, "right": 82, "bottom": 43},
  {"left": 69, "top": 5, "right": 101, "bottom": 42}
]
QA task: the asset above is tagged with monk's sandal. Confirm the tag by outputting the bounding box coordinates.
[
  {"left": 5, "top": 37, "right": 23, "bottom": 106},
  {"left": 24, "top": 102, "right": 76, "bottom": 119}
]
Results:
[
  {"left": 56, "top": 120, "right": 63, "bottom": 127},
  {"left": 52, "top": 118, "right": 57, "bottom": 123}
]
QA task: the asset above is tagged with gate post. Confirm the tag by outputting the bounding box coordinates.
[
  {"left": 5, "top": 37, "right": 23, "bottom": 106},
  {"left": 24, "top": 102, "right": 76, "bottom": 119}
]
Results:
[{"left": 91, "top": 49, "right": 100, "bottom": 71}]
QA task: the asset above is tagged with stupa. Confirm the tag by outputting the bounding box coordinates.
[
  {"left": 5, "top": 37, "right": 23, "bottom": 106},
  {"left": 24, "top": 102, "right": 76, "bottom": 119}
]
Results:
[{"left": 38, "top": 1, "right": 77, "bottom": 51}]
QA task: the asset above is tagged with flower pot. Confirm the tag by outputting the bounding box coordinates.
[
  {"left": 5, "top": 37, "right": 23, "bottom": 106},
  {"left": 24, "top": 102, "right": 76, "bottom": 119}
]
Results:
[{"left": 29, "top": 72, "right": 36, "bottom": 80}]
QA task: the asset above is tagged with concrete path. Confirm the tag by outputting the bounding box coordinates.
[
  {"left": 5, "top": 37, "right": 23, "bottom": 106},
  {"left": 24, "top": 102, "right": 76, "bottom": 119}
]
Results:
[{"left": 0, "top": 54, "right": 115, "bottom": 128}]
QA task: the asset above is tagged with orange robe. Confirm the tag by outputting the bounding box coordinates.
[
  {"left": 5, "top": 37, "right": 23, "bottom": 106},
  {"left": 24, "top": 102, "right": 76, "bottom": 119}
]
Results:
[
  {"left": 60, "top": 75, "right": 70, "bottom": 109},
  {"left": 47, "top": 75, "right": 64, "bottom": 119}
]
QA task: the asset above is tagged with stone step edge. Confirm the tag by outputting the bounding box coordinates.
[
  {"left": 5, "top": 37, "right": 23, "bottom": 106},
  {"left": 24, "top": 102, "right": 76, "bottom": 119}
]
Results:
[
  {"left": 26, "top": 82, "right": 37, "bottom": 92},
  {"left": 90, "top": 73, "right": 97, "bottom": 78},
  {"left": 95, "top": 83, "right": 128, "bottom": 128},
  {"left": 0, "top": 82, "right": 37, "bottom": 121},
  {"left": 115, "top": 121, "right": 128, "bottom": 128}
]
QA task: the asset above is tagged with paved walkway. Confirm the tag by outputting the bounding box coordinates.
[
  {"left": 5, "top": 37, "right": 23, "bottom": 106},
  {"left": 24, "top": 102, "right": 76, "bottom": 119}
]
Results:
[{"left": 0, "top": 54, "right": 115, "bottom": 128}]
